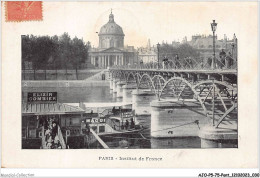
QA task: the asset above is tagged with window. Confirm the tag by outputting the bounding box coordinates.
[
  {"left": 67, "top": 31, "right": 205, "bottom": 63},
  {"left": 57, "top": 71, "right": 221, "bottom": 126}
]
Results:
[
  {"left": 99, "top": 126, "right": 105, "bottom": 133},
  {"left": 29, "top": 129, "right": 37, "bottom": 138}
]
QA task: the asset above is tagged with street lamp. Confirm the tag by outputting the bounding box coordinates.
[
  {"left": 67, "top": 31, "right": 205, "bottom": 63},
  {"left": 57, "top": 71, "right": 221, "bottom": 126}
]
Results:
[
  {"left": 157, "top": 43, "right": 160, "bottom": 69},
  {"left": 211, "top": 20, "right": 217, "bottom": 69}
]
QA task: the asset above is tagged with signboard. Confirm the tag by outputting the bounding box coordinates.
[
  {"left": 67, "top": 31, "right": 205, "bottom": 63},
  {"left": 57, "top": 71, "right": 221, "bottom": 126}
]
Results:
[
  {"left": 122, "top": 112, "right": 133, "bottom": 118},
  {"left": 86, "top": 117, "right": 106, "bottom": 124},
  {"left": 27, "top": 92, "right": 57, "bottom": 103}
]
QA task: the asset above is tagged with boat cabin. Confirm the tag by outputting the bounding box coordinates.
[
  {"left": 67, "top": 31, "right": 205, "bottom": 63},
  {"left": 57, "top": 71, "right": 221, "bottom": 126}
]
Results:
[{"left": 22, "top": 102, "right": 87, "bottom": 149}]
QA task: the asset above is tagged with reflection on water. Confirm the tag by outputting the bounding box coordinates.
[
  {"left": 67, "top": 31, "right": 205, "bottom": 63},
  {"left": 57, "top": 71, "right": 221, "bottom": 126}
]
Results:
[{"left": 22, "top": 83, "right": 201, "bottom": 148}]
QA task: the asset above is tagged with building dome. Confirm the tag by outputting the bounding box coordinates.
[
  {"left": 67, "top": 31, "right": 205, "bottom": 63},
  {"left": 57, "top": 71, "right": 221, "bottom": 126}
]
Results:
[
  {"left": 99, "top": 13, "right": 124, "bottom": 36},
  {"left": 98, "top": 11, "right": 125, "bottom": 49}
]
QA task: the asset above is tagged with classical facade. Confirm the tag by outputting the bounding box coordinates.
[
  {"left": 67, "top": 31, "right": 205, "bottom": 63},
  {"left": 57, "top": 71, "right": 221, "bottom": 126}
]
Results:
[{"left": 89, "top": 11, "right": 136, "bottom": 68}]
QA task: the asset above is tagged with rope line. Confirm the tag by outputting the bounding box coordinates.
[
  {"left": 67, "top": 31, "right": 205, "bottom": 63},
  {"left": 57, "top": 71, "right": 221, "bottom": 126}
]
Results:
[{"left": 141, "top": 120, "right": 200, "bottom": 133}]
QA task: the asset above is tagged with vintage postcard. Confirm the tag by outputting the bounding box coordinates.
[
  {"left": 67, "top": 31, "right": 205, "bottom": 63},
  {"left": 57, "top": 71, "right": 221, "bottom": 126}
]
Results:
[{"left": 1, "top": 1, "right": 259, "bottom": 169}]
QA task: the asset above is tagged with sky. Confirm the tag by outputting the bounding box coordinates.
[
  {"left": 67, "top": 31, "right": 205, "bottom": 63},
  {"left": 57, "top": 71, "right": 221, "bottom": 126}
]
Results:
[{"left": 3, "top": 2, "right": 257, "bottom": 48}]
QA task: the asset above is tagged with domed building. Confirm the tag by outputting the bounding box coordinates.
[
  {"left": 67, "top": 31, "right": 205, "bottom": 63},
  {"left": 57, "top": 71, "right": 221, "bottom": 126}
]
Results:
[
  {"left": 89, "top": 11, "right": 137, "bottom": 68},
  {"left": 98, "top": 13, "right": 124, "bottom": 49}
]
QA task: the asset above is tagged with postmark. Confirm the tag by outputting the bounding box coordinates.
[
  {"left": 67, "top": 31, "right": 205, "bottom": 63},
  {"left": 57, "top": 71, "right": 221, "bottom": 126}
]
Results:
[{"left": 5, "top": 1, "right": 42, "bottom": 22}]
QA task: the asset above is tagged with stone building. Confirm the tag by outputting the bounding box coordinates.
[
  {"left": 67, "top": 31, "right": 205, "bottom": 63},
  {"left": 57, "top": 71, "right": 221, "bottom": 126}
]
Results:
[
  {"left": 89, "top": 11, "right": 137, "bottom": 68},
  {"left": 185, "top": 34, "right": 238, "bottom": 60},
  {"left": 137, "top": 39, "right": 157, "bottom": 64}
]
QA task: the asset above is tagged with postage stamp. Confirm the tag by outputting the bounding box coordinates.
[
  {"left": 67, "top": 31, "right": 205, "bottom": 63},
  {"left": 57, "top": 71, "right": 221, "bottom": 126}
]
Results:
[{"left": 5, "top": 1, "right": 42, "bottom": 22}]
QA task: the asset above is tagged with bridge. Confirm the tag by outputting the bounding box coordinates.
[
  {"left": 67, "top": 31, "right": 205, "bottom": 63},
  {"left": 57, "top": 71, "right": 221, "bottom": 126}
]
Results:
[{"left": 107, "top": 58, "right": 237, "bottom": 148}]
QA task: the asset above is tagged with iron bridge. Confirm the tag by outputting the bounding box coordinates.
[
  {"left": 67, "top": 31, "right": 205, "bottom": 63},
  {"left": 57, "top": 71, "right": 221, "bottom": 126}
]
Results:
[{"left": 108, "top": 64, "right": 237, "bottom": 129}]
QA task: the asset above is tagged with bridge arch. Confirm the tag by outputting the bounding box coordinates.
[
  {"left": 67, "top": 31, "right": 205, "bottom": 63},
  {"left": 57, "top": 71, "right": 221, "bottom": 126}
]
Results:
[
  {"left": 159, "top": 77, "right": 196, "bottom": 100},
  {"left": 159, "top": 78, "right": 237, "bottom": 128},
  {"left": 134, "top": 72, "right": 142, "bottom": 85},
  {"left": 136, "top": 73, "right": 157, "bottom": 97},
  {"left": 126, "top": 72, "right": 136, "bottom": 84}
]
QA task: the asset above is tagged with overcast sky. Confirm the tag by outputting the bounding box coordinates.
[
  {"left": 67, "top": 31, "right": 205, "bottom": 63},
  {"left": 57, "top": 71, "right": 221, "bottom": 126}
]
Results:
[{"left": 6, "top": 2, "right": 257, "bottom": 48}]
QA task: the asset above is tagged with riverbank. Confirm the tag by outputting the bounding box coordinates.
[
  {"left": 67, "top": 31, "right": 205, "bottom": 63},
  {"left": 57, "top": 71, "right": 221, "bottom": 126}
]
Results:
[
  {"left": 22, "top": 80, "right": 110, "bottom": 88},
  {"left": 22, "top": 69, "right": 107, "bottom": 80}
]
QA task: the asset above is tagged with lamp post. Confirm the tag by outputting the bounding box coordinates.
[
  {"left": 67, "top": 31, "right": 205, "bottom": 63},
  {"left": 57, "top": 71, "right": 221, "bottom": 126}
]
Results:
[
  {"left": 211, "top": 20, "right": 217, "bottom": 69},
  {"left": 157, "top": 43, "right": 160, "bottom": 69}
]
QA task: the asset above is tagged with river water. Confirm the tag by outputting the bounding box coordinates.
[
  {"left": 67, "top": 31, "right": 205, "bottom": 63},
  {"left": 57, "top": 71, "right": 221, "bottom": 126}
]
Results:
[{"left": 22, "top": 82, "right": 201, "bottom": 149}]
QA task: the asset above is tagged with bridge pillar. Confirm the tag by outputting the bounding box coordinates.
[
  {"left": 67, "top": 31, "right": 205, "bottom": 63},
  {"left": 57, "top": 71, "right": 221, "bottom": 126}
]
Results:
[
  {"left": 132, "top": 89, "right": 156, "bottom": 116},
  {"left": 112, "top": 79, "right": 119, "bottom": 92},
  {"left": 198, "top": 126, "right": 238, "bottom": 148},
  {"left": 109, "top": 79, "right": 113, "bottom": 90},
  {"left": 122, "top": 84, "right": 137, "bottom": 106},
  {"left": 150, "top": 99, "right": 208, "bottom": 138},
  {"left": 116, "top": 82, "right": 126, "bottom": 98}
]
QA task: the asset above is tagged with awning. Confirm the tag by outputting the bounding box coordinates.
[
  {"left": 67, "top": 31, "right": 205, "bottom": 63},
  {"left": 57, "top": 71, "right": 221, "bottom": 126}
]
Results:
[{"left": 22, "top": 103, "right": 85, "bottom": 115}]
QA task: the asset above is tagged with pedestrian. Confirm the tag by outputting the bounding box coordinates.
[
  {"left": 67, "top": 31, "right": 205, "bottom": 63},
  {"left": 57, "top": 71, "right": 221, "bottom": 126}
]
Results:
[
  {"left": 125, "top": 120, "right": 129, "bottom": 130},
  {"left": 175, "top": 54, "right": 180, "bottom": 69},
  {"left": 130, "top": 118, "right": 135, "bottom": 129},
  {"left": 207, "top": 57, "right": 212, "bottom": 68},
  {"left": 200, "top": 57, "right": 204, "bottom": 69},
  {"left": 188, "top": 57, "right": 193, "bottom": 68},
  {"left": 226, "top": 52, "right": 233, "bottom": 69},
  {"left": 140, "top": 60, "right": 143, "bottom": 69},
  {"left": 45, "top": 129, "right": 53, "bottom": 148},
  {"left": 219, "top": 49, "right": 226, "bottom": 69},
  {"left": 85, "top": 122, "right": 90, "bottom": 135},
  {"left": 51, "top": 121, "right": 58, "bottom": 140},
  {"left": 162, "top": 56, "right": 168, "bottom": 69},
  {"left": 112, "top": 106, "right": 116, "bottom": 115}
]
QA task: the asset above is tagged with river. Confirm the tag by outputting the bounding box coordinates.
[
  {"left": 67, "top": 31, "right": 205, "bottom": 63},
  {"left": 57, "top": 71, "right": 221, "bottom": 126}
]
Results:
[{"left": 22, "top": 82, "right": 201, "bottom": 149}]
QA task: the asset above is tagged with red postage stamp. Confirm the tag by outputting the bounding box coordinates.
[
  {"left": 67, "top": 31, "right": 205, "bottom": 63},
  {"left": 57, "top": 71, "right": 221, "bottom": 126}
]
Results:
[{"left": 5, "top": 1, "right": 42, "bottom": 22}]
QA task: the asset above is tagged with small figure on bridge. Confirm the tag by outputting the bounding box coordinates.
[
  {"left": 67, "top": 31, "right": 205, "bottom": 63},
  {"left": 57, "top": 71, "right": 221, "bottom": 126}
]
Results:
[
  {"left": 175, "top": 54, "right": 180, "bottom": 69},
  {"left": 184, "top": 57, "right": 192, "bottom": 69},
  {"left": 162, "top": 56, "right": 168, "bottom": 69},
  {"left": 140, "top": 60, "right": 143, "bottom": 69},
  {"left": 188, "top": 57, "right": 193, "bottom": 68},
  {"left": 219, "top": 49, "right": 226, "bottom": 69},
  {"left": 200, "top": 57, "right": 204, "bottom": 68},
  {"left": 225, "top": 52, "right": 233, "bottom": 69},
  {"left": 207, "top": 57, "right": 212, "bottom": 68}
]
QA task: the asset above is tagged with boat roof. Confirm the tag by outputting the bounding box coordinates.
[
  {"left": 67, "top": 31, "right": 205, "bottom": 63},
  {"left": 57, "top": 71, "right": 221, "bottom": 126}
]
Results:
[
  {"left": 109, "top": 117, "right": 123, "bottom": 121},
  {"left": 66, "top": 102, "right": 132, "bottom": 107},
  {"left": 22, "top": 103, "right": 85, "bottom": 115},
  {"left": 65, "top": 102, "right": 132, "bottom": 113}
]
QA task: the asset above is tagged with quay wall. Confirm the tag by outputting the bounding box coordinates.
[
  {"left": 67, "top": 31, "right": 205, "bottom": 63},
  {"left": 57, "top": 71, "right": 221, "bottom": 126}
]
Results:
[{"left": 22, "top": 80, "right": 110, "bottom": 88}]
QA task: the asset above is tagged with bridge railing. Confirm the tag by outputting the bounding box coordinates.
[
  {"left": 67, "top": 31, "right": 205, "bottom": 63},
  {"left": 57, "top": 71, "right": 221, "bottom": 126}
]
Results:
[{"left": 110, "top": 56, "right": 237, "bottom": 71}]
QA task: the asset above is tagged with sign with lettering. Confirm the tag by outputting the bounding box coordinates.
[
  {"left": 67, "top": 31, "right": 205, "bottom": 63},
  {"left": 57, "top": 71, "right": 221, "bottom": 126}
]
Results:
[
  {"left": 27, "top": 92, "right": 57, "bottom": 103},
  {"left": 86, "top": 117, "right": 106, "bottom": 124}
]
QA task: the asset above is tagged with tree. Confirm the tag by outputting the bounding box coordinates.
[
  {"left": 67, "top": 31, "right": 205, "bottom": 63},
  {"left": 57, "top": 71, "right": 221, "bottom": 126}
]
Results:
[{"left": 21, "top": 33, "right": 90, "bottom": 73}]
